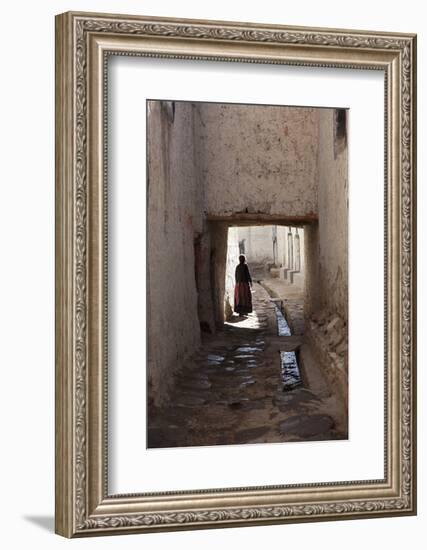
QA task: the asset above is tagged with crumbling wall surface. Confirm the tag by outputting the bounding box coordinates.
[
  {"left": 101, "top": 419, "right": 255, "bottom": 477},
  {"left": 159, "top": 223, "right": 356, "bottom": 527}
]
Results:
[
  {"left": 304, "top": 108, "right": 349, "bottom": 409},
  {"left": 306, "top": 311, "right": 348, "bottom": 410},
  {"left": 195, "top": 104, "right": 319, "bottom": 219},
  {"left": 317, "top": 109, "right": 348, "bottom": 320},
  {"left": 147, "top": 101, "right": 204, "bottom": 406}
]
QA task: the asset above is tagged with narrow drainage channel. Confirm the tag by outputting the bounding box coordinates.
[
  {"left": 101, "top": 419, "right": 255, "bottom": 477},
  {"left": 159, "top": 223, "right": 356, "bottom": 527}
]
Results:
[
  {"left": 272, "top": 301, "right": 302, "bottom": 391},
  {"left": 272, "top": 301, "right": 291, "bottom": 336}
]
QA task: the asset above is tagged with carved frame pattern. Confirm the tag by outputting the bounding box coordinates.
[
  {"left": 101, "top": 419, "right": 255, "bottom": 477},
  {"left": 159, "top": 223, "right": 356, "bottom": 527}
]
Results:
[{"left": 55, "top": 11, "right": 416, "bottom": 537}]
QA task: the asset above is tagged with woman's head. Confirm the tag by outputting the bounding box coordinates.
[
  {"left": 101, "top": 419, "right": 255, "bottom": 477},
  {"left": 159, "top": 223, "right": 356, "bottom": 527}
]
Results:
[{"left": 239, "top": 254, "right": 246, "bottom": 264}]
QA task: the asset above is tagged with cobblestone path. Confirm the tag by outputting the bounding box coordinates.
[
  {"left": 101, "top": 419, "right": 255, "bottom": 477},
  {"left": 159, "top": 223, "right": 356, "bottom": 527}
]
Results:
[{"left": 148, "top": 282, "right": 347, "bottom": 448}]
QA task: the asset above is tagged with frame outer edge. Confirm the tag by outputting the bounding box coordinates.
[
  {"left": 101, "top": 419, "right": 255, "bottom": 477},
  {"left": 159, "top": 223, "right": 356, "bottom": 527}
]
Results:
[
  {"left": 55, "top": 12, "right": 75, "bottom": 538},
  {"left": 409, "top": 34, "right": 417, "bottom": 514},
  {"left": 413, "top": 35, "right": 417, "bottom": 514},
  {"left": 62, "top": 10, "right": 417, "bottom": 40},
  {"left": 54, "top": 10, "right": 417, "bottom": 537}
]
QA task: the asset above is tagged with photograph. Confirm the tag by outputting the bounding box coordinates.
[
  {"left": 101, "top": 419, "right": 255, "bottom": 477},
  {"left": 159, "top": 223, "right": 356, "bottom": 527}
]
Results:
[{"left": 146, "top": 100, "right": 349, "bottom": 448}]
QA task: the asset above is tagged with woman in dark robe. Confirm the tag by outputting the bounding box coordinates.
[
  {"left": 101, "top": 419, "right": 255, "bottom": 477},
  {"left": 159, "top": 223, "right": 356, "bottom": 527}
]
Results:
[{"left": 234, "top": 255, "right": 253, "bottom": 316}]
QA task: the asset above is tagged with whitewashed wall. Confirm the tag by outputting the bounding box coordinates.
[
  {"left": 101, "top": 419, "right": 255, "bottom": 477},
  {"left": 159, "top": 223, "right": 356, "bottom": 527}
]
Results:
[{"left": 147, "top": 101, "right": 203, "bottom": 404}]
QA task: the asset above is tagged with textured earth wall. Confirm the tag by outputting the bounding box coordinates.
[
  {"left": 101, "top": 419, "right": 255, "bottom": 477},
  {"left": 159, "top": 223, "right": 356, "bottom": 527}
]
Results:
[
  {"left": 194, "top": 103, "right": 319, "bottom": 219},
  {"left": 304, "top": 108, "right": 349, "bottom": 408},
  {"left": 317, "top": 108, "right": 348, "bottom": 320},
  {"left": 147, "top": 101, "right": 203, "bottom": 405}
]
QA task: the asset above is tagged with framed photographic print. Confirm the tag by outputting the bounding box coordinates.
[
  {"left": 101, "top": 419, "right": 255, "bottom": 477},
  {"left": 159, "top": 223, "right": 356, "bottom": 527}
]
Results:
[{"left": 55, "top": 11, "right": 417, "bottom": 537}]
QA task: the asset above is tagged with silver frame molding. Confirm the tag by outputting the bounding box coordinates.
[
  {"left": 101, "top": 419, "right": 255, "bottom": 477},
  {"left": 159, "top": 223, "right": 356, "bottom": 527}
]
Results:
[{"left": 55, "top": 11, "right": 417, "bottom": 538}]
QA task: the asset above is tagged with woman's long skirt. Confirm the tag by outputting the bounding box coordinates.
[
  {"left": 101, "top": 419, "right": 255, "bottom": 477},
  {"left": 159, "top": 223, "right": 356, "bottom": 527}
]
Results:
[{"left": 234, "top": 282, "right": 253, "bottom": 314}]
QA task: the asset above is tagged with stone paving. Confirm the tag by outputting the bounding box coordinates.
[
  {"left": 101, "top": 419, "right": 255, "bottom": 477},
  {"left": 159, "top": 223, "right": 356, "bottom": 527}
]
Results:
[{"left": 147, "top": 282, "right": 347, "bottom": 448}]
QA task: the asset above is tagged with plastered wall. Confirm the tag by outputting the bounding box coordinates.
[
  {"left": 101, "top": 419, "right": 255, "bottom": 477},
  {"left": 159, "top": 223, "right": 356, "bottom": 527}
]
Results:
[
  {"left": 147, "top": 101, "right": 203, "bottom": 405},
  {"left": 195, "top": 103, "right": 319, "bottom": 218},
  {"left": 317, "top": 109, "right": 348, "bottom": 319}
]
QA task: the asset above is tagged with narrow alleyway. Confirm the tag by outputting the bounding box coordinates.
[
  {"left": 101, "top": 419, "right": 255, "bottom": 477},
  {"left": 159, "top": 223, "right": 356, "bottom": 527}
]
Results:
[{"left": 148, "top": 282, "right": 347, "bottom": 448}]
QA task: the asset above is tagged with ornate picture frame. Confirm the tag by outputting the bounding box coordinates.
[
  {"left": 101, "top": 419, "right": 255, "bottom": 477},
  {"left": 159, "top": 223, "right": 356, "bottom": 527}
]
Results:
[{"left": 55, "top": 11, "right": 417, "bottom": 537}]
